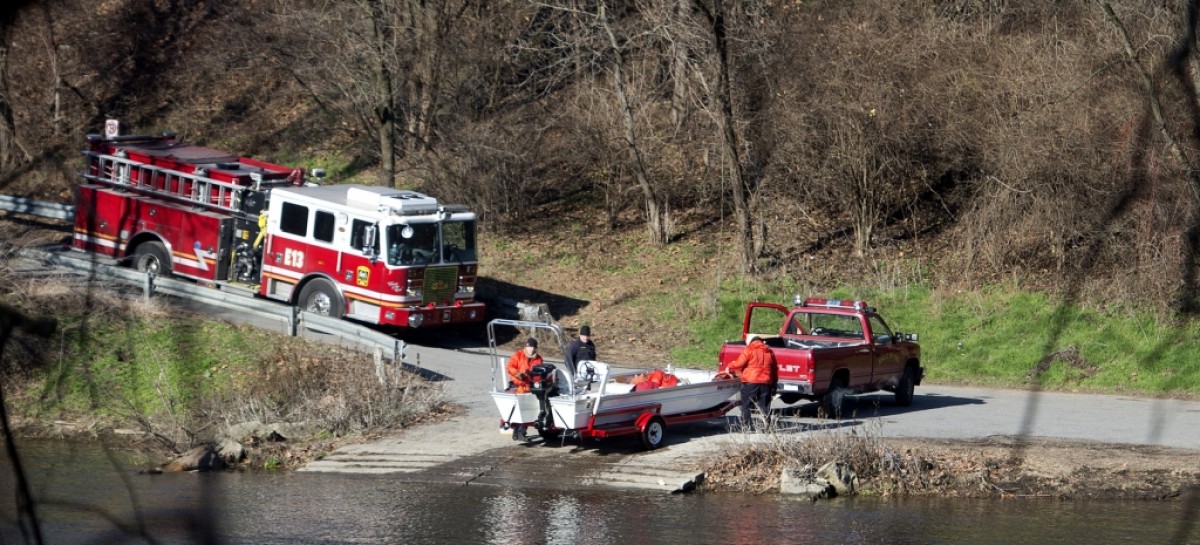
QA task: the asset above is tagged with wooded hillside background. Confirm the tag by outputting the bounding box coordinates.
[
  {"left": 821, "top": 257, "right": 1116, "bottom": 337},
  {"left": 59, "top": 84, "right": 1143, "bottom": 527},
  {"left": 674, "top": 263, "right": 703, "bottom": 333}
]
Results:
[{"left": 1, "top": 0, "right": 1199, "bottom": 315}]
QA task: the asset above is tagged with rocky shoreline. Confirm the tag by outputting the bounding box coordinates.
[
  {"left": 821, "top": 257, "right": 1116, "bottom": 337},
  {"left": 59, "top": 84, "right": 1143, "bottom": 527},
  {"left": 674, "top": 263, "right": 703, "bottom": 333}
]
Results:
[{"left": 702, "top": 435, "right": 1200, "bottom": 500}]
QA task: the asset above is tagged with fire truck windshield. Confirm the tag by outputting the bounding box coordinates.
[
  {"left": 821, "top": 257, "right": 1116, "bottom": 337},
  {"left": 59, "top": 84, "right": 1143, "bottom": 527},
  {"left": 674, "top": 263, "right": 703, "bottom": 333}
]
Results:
[
  {"left": 441, "top": 220, "right": 477, "bottom": 263},
  {"left": 387, "top": 223, "right": 439, "bottom": 266},
  {"left": 384, "top": 220, "right": 477, "bottom": 266}
]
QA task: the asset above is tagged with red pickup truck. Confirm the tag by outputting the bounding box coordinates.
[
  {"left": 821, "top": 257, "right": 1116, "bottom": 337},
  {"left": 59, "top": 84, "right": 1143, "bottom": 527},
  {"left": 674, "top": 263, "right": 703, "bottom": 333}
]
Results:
[{"left": 717, "top": 297, "right": 923, "bottom": 417}]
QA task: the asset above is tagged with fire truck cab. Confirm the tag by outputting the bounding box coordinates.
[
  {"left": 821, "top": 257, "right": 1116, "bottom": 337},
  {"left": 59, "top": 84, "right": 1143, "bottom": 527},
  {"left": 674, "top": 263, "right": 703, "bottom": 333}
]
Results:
[
  {"left": 260, "top": 184, "right": 482, "bottom": 328},
  {"left": 72, "top": 127, "right": 483, "bottom": 328}
]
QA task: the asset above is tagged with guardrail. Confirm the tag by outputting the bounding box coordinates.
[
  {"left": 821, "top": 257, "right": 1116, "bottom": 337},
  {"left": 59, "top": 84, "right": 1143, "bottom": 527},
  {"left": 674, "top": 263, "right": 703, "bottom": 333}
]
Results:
[
  {"left": 0, "top": 195, "right": 75, "bottom": 221},
  {"left": 21, "top": 247, "right": 406, "bottom": 376}
]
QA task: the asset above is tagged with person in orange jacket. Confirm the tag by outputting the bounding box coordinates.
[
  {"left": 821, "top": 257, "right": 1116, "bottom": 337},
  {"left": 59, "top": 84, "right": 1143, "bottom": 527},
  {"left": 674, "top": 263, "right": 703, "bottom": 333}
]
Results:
[
  {"left": 726, "top": 335, "right": 777, "bottom": 430},
  {"left": 506, "top": 337, "right": 544, "bottom": 394}
]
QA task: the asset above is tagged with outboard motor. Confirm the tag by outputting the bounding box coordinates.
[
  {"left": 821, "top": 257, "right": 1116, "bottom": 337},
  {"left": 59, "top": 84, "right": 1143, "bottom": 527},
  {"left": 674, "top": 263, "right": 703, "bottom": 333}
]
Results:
[{"left": 528, "top": 363, "right": 559, "bottom": 433}]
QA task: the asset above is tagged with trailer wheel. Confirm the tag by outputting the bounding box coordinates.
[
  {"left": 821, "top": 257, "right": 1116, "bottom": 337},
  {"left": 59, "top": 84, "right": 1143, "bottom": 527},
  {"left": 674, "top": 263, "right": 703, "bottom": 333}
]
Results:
[
  {"left": 821, "top": 377, "right": 848, "bottom": 419},
  {"left": 640, "top": 415, "right": 666, "bottom": 450},
  {"left": 894, "top": 366, "right": 916, "bottom": 407},
  {"left": 134, "top": 242, "right": 171, "bottom": 277},
  {"left": 297, "top": 279, "right": 344, "bottom": 318}
]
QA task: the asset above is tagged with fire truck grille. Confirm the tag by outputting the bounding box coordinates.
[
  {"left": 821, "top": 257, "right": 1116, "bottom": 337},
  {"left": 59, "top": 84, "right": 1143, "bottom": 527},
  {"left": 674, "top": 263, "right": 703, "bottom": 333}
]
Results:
[{"left": 422, "top": 266, "right": 458, "bottom": 304}]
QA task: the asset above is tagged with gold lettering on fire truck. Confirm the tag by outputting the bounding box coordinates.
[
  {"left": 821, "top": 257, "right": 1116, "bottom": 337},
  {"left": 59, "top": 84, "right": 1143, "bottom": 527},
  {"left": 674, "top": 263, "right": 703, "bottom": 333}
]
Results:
[
  {"left": 356, "top": 266, "right": 370, "bottom": 287},
  {"left": 284, "top": 248, "right": 305, "bottom": 268}
]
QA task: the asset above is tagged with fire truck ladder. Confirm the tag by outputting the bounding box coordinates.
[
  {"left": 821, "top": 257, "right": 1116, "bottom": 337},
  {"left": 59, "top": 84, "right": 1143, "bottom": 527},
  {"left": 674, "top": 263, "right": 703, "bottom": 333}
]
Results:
[{"left": 83, "top": 151, "right": 255, "bottom": 214}]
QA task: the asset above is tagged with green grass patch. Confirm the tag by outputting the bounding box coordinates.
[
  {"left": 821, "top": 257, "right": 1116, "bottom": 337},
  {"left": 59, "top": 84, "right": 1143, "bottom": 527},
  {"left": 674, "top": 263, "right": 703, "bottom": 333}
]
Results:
[{"left": 32, "top": 318, "right": 275, "bottom": 420}]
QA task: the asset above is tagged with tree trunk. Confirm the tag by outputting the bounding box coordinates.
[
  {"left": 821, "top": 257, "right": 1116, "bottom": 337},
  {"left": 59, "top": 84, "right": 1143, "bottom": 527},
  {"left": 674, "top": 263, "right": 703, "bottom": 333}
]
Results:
[
  {"left": 369, "top": 0, "right": 398, "bottom": 186},
  {"left": 0, "top": 11, "right": 20, "bottom": 172},
  {"left": 600, "top": 3, "right": 669, "bottom": 246},
  {"left": 669, "top": 0, "right": 690, "bottom": 131},
  {"left": 409, "top": 2, "right": 441, "bottom": 152},
  {"left": 702, "top": 0, "right": 755, "bottom": 273}
]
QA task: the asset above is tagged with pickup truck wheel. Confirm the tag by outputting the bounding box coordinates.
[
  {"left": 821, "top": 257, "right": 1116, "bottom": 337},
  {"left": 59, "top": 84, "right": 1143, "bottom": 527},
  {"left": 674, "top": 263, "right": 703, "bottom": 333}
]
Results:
[
  {"left": 821, "top": 378, "right": 848, "bottom": 419},
  {"left": 134, "top": 241, "right": 172, "bottom": 277},
  {"left": 640, "top": 416, "right": 666, "bottom": 450},
  {"left": 297, "top": 279, "right": 344, "bottom": 318},
  {"left": 894, "top": 367, "right": 916, "bottom": 407}
]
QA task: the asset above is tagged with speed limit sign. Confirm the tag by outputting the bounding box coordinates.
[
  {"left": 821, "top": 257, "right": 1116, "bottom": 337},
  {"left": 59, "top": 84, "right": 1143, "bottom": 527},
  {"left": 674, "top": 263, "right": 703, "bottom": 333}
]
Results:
[{"left": 104, "top": 119, "right": 119, "bottom": 139}]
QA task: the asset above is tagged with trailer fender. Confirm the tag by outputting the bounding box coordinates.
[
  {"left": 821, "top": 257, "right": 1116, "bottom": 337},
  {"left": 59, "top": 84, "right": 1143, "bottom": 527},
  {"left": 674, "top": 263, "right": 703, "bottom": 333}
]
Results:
[{"left": 635, "top": 411, "right": 659, "bottom": 431}]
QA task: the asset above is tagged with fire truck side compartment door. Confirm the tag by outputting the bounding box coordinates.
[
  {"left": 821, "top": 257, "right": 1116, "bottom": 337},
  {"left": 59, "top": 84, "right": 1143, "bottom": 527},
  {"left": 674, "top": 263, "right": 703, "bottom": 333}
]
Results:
[{"left": 216, "top": 218, "right": 234, "bottom": 280}]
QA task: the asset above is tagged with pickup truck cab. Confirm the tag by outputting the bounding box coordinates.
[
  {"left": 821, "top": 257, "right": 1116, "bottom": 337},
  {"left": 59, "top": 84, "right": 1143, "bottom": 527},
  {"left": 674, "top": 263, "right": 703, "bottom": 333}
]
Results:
[{"left": 717, "top": 297, "right": 923, "bottom": 417}]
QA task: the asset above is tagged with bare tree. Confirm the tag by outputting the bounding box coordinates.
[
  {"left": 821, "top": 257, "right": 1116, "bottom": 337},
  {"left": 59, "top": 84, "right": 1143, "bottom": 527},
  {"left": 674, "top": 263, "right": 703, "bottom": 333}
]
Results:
[
  {"left": 529, "top": 1, "right": 674, "bottom": 245},
  {"left": 695, "top": 0, "right": 753, "bottom": 271},
  {"left": 0, "top": 8, "right": 25, "bottom": 173},
  {"left": 822, "top": 112, "right": 900, "bottom": 257},
  {"left": 594, "top": 2, "right": 671, "bottom": 245},
  {"left": 265, "top": 0, "right": 473, "bottom": 187}
]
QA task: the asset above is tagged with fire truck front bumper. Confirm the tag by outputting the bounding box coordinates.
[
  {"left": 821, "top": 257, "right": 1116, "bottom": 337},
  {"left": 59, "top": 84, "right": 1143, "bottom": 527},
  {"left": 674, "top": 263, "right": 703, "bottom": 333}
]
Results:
[{"left": 383, "top": 302, "right": 486, "bottom": 328}]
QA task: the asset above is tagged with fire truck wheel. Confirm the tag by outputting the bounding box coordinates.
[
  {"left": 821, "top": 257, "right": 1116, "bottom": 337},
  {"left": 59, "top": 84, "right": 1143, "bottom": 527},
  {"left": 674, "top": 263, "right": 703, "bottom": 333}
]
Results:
[
  {"left": 640, "top": 415, "right": 666, "bottom": 450},
  {"left": 297, "top": 279, "right": 344, "bottom": 318},
  {"left": 133, "top": 242, "right": 172, "bottom": 276}
]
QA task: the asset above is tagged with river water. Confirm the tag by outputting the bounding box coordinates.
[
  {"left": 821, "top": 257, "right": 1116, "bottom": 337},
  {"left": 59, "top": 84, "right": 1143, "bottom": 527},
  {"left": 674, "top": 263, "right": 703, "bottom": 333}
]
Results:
[{"left": 0, "top": 440, "right": 1194, "bottom": 545}]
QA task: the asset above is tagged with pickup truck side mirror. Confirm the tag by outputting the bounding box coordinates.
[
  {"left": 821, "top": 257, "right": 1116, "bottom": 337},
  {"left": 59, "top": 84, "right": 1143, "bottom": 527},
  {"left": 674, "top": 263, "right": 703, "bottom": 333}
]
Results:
[{"left": 894, "top": 332, "right": 918, "bottom": 343}]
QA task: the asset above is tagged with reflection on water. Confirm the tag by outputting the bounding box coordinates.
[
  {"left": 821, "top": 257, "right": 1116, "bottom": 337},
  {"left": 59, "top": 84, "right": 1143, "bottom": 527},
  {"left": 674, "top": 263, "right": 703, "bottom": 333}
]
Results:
[{"left": 0, "top": 440, "right": 1194, "bottom": 544}]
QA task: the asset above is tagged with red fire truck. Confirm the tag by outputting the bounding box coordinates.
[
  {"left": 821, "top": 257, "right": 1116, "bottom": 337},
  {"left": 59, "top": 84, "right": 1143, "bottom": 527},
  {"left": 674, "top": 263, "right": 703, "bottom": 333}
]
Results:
[{"left": 71, "top": 127, "right": 483, "bottom": 328}]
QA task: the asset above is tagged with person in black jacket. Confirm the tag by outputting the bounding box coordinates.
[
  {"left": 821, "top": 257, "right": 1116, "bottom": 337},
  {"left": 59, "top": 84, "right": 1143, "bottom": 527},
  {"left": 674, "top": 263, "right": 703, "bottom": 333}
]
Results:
[{"left": 566, "top": 325, "right": 597, "bottom": 368}]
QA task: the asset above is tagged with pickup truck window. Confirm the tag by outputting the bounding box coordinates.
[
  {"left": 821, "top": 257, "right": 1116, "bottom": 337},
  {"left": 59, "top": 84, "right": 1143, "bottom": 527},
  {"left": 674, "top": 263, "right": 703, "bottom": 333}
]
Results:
[
  {"left": 806, "top": 313, "right": 864, "bottom": 339},
  {"left": 868, "top": 315, "right": 893, "bottom": 345},
  {"left": 785, "top": 316, "right": 805, "bottom": 335}
]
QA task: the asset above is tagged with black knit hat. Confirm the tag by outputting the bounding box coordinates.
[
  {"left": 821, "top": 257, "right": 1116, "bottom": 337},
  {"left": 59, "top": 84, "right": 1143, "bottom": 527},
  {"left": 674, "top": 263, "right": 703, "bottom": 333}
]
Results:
[
  {"left": 579, "top": 325, "right": 591, "bottom": 336},
  {"left": 526, "top": 337, "right": 539, "bottom": 348}
]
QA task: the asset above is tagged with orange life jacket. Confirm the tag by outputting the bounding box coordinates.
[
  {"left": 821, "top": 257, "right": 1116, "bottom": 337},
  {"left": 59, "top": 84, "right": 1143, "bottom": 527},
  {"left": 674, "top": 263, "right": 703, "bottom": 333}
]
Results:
[
  {"left": 506, "top": 350, "right": 544, "bottom": 393},
  {"left": 727, "top": 339, "right": 776, "bottom": 384}
]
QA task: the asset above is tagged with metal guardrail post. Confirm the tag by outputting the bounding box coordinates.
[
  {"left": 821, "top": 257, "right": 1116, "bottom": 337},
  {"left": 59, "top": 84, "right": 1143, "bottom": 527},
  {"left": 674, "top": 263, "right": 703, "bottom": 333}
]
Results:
[
  {"left": 289, "top": 305, "right": 299, "bottom": 337},
  {"left": 373, "top": 346, "right": 387, "bottom": 386},
  {"left": 143, "top": 271, "right": 155, "bottom": 302}
]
